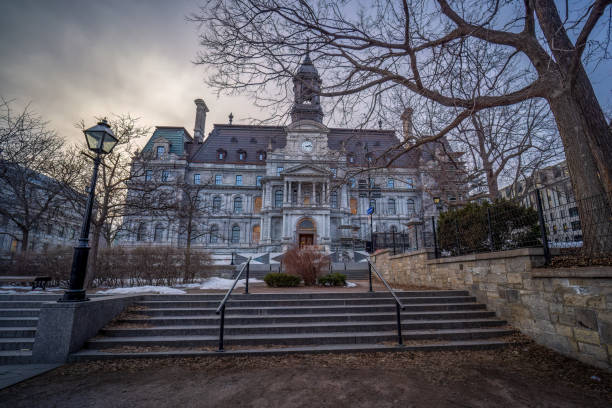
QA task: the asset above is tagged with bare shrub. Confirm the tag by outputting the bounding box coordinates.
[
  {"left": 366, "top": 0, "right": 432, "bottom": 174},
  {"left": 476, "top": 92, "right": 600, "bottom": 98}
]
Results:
[
  {"left": 3, "top": 247, "right": 72, "bottom": 287},
  {"left": 282, "top": 245, "right": 329, "bottom": 286}
]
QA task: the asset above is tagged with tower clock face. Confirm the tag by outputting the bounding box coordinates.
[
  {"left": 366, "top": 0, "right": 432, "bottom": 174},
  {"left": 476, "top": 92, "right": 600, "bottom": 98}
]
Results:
[{"left": 301, "top": 140, "right": 314, "bottom": 153}]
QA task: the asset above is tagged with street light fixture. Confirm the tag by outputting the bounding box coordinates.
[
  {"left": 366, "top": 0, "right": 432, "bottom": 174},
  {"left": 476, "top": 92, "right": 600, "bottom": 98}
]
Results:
[{"left": 61, "top": 119, "right": 118, "bottom": 302}]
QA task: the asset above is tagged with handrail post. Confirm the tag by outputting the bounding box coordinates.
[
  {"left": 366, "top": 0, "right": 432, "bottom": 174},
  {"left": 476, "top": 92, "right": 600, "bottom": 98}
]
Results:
[
  {"left": 245, "top": 259, "right": 250, "bottom": 294},
  {"left": 368, "top": 261, "right": 373, "bottom": 292},
  {"left": 218, "top": 304, "right": 225, "bottom": 352},
  {"left": 396, "top": 301, "right": 403, "bottom": 346}
]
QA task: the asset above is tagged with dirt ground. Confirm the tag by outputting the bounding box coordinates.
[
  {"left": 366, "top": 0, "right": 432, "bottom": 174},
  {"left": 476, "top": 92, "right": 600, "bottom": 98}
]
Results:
[{"left": 1, "top": 342, "right": 610, "bottom": 408}]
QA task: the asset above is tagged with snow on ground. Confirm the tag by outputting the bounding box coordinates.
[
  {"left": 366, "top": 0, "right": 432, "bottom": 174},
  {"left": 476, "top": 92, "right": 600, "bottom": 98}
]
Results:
[
  {"left": 346, "top": 281, "right": 357, "bottom": 288},
  {"left": 96, "top": 286, "right": 187, "bottom": 295},
  {"left": 0, "top": 290, "right": 17, "bottom": 294},
  {"left": 197, "top": 277, "right": 264, "bottom": 290}
]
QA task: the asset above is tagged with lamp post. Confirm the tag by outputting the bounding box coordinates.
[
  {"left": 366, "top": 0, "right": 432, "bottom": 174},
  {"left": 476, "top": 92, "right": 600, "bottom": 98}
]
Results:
[{"left": 61, "top": 119, "right": 118, "bottom": 302}]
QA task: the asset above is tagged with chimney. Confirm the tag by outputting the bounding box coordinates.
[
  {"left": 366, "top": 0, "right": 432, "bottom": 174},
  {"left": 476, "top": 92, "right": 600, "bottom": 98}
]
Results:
[
  {"left": 193, "top": 99, "right": 209, "bottom": 143},
  {"left": 400, "top": 107, "right": 414, "bottom": 142}
]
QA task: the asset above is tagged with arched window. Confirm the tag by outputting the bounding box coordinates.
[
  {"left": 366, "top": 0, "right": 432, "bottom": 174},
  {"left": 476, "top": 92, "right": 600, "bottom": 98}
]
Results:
[
  {"left": 212, "top": 196, "right": 221, "bottom": 212},
  {"left": 210, "top": 225, "right": 219, "bottom": 243},
  {"left": 231, "top": 225, "right": 240, "bottom": 243},
  {"left": 136, "top": 223, "right": 146, "bottom": 242},
  {"left": 388, "top": 198, "right": 396, "bottom": 215},
  {"left": 237, "top": 150, "right": 246, "bottom": 161},
  {"left": 252, "top": 225, "right": 260, "bottom": 243},
  {"left": 154, "top": 224, "right": 165, "bottom": 242},
  {"left": 254, "top": 196, "right": 262, "bottom": 213},
  {"left": 233, "top": 197, "right": 243, "bottom": 213},
  {"left": 347, "top": 154, "right": 355, "bottom": 163},
  {"left": 257, "top": 151, "right": 266, "bottom": 161},
  {"left": 217, "top": 149, "right": 226, "bottom": 160},
  {"left": 349, "top": 197, "right": 358, "bottom": 215},
  {"left": 274, "top": 190, "right": 283, "bottom": 208},
  {"left": 330, "top": 191, "right": 338, "bottom": 208},
  {"left": 407, "top": 199, "right": 415, "bottom": 214}
]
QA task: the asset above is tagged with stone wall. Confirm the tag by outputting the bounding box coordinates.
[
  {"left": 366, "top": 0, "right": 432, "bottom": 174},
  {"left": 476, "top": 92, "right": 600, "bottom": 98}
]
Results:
[{"left": 372, "top": 247, "right": 612, "bottom": 370}]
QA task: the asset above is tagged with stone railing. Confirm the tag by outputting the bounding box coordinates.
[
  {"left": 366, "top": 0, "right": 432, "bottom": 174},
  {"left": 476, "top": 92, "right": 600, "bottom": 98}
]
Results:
[{"left": 372, "top": 247, "right": 612, "bottom": 371}]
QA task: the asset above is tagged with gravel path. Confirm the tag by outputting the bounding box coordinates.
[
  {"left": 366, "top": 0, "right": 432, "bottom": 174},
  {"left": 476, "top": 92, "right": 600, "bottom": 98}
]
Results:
[{"left": 1, "top": 342, "right": 610, "bottom": 407}]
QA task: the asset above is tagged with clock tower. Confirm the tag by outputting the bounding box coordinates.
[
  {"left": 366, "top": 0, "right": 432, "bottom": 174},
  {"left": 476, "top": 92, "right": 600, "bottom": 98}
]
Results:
[{"left": 290, "top": 51, "right": 323, "bottom": 123}]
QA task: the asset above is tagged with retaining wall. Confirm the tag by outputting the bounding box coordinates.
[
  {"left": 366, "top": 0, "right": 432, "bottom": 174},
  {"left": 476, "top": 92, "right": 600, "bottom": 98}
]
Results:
[{"left": 372, "top": 247, "right": 612, "bottom": 370}]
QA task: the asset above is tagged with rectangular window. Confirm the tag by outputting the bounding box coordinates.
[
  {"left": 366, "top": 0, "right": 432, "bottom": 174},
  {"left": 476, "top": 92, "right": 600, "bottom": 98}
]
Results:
[
  {"left": 571, "top": 220, "right": 581, "bottom": 231},
  {"left": 256, "top": 175, "right": 262, "bottom": 187},
  {"left": 569, "top": 207, "right": 579, "bottom": 217},
  {"left": 349, "top": 178, "right": 356, "bottom": 188},
  {"left": 156, "top": 146, "right": 165, "bottom": 158},
  {"left": 387, "top": 178, "right": 394, "bottom": 188},
  {"left": 215, "top": 175, "right": 222, "bottom": 185},
  {"left": 406, "top": 178, "right": 414, "bottom": 188},
  {"left": 194, "top": 174, "right": 201, "bottom": 185},
  {"left": 330, "top": 168, "right": 337, "bottom": 178},
  {"left": 369, "top": 178, "right": 375, "bottom": 188},
  {"left": 145, "top": 170, "right": 153, "bottom": 181},
  {"left": 236, "top": 175, "right": 243, "bottom": 186},
  {"left": 277, "top": 167, "right": 284, "bottom": 176},
  {"left": 161, "top": 170, "right": 169, "bottom": 182},
  {"left": 330, "top": 192, "right": 338, "bottom": 208}
]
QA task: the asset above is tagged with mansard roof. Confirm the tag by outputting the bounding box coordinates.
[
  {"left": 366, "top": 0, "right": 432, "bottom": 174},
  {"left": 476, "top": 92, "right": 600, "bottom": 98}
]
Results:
[
  {"left": 184, "top": 123, "right": 421, "bottom": 168},
  {"left": 142, "top": 127, "right": 193, "bottom": 157}
]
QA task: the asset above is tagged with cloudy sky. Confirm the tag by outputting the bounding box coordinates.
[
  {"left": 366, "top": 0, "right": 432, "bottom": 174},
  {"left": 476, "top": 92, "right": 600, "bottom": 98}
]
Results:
[
  {"left": 1, "top": 0, "right": 610, "bottom": 147},
  {"left": 0, "top": 0, "right": 261, "bottom": 145}
]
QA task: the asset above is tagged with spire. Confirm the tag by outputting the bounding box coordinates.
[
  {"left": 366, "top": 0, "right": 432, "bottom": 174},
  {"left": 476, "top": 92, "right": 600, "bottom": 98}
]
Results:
[{"left": 291, "top": 43, "right": 323, "bottom": 123}]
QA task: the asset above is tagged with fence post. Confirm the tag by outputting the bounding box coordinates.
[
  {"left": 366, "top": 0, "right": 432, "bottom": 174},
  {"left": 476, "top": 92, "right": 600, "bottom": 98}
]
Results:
[
  {"left": 244, "top": 259, "right": 250, "bottom": 294},
  {"left": 535, "top": 189, "right": 551, "bottom": 265},
  {"left": 415, "top": 225, "right": 419, "bottom": 250},
  {"left": 431, "top": 216, "right": 439, "bottom": 259},
  {"left": 486, "top": 206, "right": 493, "bottom": 252},
  {"left": 392, "top": 230, "right": 396, "bottom": 255},
  {"left": 454, "top": 219, "right": 461, "bottom": 255},
  {"left": 368, "top": 261, "right": 373, "bottom": 292}
]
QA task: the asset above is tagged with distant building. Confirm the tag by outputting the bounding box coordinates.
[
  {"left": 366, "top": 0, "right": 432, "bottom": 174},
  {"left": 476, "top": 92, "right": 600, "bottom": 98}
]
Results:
[
  {"left": 499, "top": 160, "right": 582, "bottom": 244},
  {"left": 0, "top": 163, "right": 83, "bottom": 256},
  {"left": 121, "top": 55, "right": 466, "bottom": 264}
]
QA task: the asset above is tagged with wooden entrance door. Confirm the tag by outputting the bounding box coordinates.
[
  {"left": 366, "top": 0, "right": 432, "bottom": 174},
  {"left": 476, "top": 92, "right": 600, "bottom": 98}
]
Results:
[{"left": 299, "top": 234, "right": 314, "bottom": 248}]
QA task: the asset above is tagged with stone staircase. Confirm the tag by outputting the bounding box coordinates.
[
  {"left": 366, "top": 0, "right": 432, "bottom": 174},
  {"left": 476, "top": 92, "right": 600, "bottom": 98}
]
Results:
[
  {"left": 0, "top": 294, "right": 60, "bottom": 364},
  {"left": 238, "top": 263, "right": 370, "bottom": 280},
  {"left": 72, "top": 291, "right": 516, "bottom": 360}
]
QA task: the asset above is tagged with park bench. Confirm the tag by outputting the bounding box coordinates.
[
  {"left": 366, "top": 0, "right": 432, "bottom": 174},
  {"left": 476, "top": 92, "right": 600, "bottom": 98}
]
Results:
[{"left": 0, "top": 276, "right": 52, "bottom": 291}]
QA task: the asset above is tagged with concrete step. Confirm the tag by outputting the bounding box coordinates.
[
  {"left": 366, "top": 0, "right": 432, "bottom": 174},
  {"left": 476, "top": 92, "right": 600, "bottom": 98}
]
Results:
[
  {"left": 0, "top": 301, "right": 49, "bottom": 308},
  {"left": 0, "top": 327, "right": 37, "bottom": 338},
  {"left": 100, "top": 318, "right": 507, "bottom": 337},
  {"left": 0, "top": 317, "right": 39, "bottom": 327},
  {"left": 138, "top": 290, "right": 470, "bottom": 301},
  {"left": 86, "top": 328, "right": 515, "bottom": 349},
  {"left": 118, "top": 310, "right": 497, "bottom": 326},
  {"left": 135, "top": 296, "right": 477, "bottom": 308},
  {"left": 139, "top": 303, "right": 486, "bottom": 317},
  {"left": 0, "top": 338, "right": 35, "bottom": 351},
  {"left": 0, "top": 309, "right": 41, "bottom": 317},
  {"left": 0, "top": 350, "right": 33, "bottom": 364}
]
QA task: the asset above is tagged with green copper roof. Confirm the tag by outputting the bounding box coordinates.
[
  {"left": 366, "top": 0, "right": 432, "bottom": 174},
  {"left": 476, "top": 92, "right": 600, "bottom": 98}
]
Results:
[{"left": 142, "top": 127, "right": 192, "bottom": 156}]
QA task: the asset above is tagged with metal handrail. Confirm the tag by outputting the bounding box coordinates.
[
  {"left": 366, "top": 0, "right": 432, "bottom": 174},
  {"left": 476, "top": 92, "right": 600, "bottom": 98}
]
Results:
[
  {"left": 366, "top": 258, "right": 405, "bottom": 345},
  {"left": 215, "top": 257, "right": 252, "bottom": 351}
]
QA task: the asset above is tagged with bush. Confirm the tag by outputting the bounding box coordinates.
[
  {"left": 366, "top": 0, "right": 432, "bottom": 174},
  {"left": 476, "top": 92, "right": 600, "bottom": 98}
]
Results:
[
  {"left": 318, "top": 273, "right": 347, "bottom": 286},
  {"left": 437, "top": 199, "right": 540, "bottom": 256},
  {"left": 4, "top": 247, "right": 73, "bottom": 287},
  {"left": 282, "top": 245, "right": 330, "bottom": 285},
  {"left": 264, "top": 273, "right": 301, "bottom": 287}
]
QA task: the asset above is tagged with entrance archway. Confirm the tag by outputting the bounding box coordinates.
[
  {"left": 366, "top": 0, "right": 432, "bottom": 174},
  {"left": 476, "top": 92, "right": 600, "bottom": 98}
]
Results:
[{"left": 297, "top": 218, "right": 316, "bottom": 248}]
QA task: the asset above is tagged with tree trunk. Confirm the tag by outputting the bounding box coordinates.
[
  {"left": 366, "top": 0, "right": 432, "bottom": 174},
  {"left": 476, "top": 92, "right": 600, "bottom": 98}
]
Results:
[
  {"left": 547, "top": 88, "right": 612, "bottom": 255},
  {"left": 20, "top": 228, "right": 29, "bottom": 252}
]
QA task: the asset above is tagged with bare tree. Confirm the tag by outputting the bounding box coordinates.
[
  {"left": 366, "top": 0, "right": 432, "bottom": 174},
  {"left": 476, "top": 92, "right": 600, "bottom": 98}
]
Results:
[
  {"left": 0, "top": 98, "right": 83, "bottom": 251},
  {"left": 191, "top": 0, "right": 612, "bottom": 252},
  {"left": 452, "top": 99, "right": 563, "bottom": 199}
]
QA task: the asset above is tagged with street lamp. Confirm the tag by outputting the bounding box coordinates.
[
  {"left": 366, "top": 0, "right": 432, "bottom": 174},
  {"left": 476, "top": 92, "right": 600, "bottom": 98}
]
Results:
[{"left": 61, "top": 119, "right": 118, "bottom": 302}]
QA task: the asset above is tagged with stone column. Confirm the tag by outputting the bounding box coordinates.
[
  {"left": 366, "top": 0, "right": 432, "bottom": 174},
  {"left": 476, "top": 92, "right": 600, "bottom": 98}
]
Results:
[
  {"left": 283, "top": 181, "right": 288, "bottom": 203},
  {"left": 298, "top": 182, "right": 302, "bottom": 205},
  {"left": 312, "top": 182, "right": 316, "bottom": 205}
]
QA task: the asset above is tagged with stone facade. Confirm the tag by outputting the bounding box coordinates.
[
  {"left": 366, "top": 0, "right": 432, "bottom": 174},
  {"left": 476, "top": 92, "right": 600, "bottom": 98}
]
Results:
[{"left": 372, "top": 248, "right": 612, "bottom": 370}]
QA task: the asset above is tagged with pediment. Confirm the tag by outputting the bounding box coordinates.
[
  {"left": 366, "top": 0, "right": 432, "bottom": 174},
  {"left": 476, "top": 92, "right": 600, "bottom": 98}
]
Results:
[
  {"left": 286, "top": 119, "right": 329, "bottom": 133},
  {"left": 282, "top": 164, "right": 331, "bottom": 176}
]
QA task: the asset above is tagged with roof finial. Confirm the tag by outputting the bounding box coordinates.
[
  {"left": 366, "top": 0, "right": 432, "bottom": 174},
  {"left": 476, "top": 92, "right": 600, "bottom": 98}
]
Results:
[
  {"left": 378, "top": 119, "right": 383, "bottom": 129},
  {"left": 228, "top": 112, "right": 234, "bottom": 125}
]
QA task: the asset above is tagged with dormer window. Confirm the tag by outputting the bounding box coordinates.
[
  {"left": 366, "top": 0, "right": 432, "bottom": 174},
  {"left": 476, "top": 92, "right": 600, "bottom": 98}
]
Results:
[
  {"left": 374, "top": 141, "right": 381, "bottom": 147},
  {"left": 238, "top": 150, "right": 247, "bottom": 161},
  {"left": 257, "top": 151, "right": 266, "bottom": 161},
  {"left": 250, "top": 137, "right": 257, "bottom": 144},
  {"left": 366, "top": 153, "right": 374, "bottom": 163},
  {"left": 347, "top": 154, "right": 355, "bottom": 164},
  {"left": 156, "top": 146, "right": 165, "bottom": 159},
  {"left": 231, "top": 137, "right": 238, "bottom": 143},
  {"left": 217, "top": 149, "right": 227, "bottom": 160}
]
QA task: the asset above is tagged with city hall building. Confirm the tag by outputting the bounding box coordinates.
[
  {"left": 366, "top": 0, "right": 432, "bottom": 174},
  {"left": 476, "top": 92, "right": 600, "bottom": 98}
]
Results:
[{"left": 122, "top": 55, "right": 464, "bottom": 264}]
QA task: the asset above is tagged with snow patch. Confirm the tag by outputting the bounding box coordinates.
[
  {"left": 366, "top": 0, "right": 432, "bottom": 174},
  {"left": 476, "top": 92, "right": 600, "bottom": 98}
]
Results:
[
  {"left": 97, "top": 286, "right": 187, "bottom": 295},
  {"left": 0, "top": 290, "right": 17, "bottom": 294},
  {"left": 346, "top": 281, "right": 357, "bottom": 288},
  {"left": 197, "top": 277, "right": 264, "bottom": 290}
]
